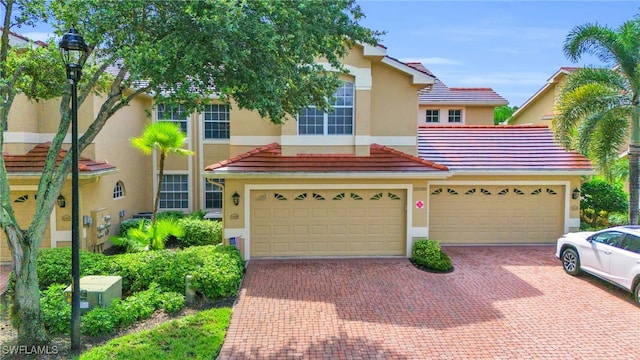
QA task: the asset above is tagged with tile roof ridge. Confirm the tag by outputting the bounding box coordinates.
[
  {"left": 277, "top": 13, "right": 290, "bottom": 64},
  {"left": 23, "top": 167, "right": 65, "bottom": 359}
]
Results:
[
  {"left": 371, "top": 143, "right": 448, "bottom": 171},
  {"left": 449, "top": 87, "right": 495, "bottom": 91}
]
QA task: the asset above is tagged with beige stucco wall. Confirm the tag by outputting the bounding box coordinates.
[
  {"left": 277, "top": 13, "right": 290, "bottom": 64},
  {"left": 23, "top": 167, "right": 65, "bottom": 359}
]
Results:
[
  {"left": 370, "top": 62, "right": 418, "bottom": 140},
  {"left": 7, "top": 94, "right": 39, "bottom": 132},
  {"left": 510, "top": 88, "right": 555, "bottom": 126}
]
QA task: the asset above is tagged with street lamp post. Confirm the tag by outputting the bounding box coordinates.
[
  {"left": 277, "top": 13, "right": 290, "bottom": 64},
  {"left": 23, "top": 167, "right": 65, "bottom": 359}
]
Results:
[{"left": 59, "top": 27, "right": 88, "bottom": 351}]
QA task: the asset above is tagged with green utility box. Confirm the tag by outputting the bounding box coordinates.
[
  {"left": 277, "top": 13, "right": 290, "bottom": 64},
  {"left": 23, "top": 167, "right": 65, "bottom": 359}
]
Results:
[{"left": 64, "top": 275, "right": 122, "bottom": 313}]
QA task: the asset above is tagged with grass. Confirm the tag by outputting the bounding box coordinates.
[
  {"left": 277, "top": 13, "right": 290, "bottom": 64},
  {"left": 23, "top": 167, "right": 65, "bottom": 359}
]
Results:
[{"left": 78, "top": 307, "right": 232, "bottom": 360}]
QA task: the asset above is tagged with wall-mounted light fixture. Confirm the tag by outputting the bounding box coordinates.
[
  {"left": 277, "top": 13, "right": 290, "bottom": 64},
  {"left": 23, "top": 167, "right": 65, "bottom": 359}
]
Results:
[
  {"left": 232, "top": 191, "right": 240, "bottom": 206},
  {"left": 572, "top": 188, "right": 581, "bottom": 200},
  {"left": 57, "top": 195, "right": 66, "bottom": 208}
]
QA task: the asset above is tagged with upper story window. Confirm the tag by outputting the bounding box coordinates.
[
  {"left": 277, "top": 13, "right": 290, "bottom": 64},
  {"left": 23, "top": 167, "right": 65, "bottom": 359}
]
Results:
[
  {"left": 425, "top": 109, "right": 440, "bottom": 123},
  {"left": 203, "top": 104, "right": 230, "bottom": 139},
  {"left": 157, "top": 104, "right": 188, "bottom": 133},
  {"left": 113, "top": 181, "right": 125, "bottom": 199},
  {"left": 298, "top": 81, "right": 354, "bottom": 135},
  {"left": 448, "top": 109, "right": 462, "bottom": 123}
]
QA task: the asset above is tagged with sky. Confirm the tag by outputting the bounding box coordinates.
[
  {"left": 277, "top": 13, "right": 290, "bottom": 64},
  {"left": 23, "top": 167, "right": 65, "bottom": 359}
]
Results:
[
  {"left": 17, "top": 0, "right": 640, "bottom": 108},
  {"left": 357, "top": 0, "right": 639, "bottom": 107}
]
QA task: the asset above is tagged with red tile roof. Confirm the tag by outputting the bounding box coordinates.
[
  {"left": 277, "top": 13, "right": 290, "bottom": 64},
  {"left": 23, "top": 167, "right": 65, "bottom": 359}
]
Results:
[
  {"left": 405, "top": 63, "right": 507, "bottom": 106},
  {"left": 205, "top": 143, "right": 448, "bottom": 174},
  {"left": 3, "top": 143, "right": 117, "bottom": 174},
  {"left": 418, "top": 125, "right": 592, "bottom": 172}
]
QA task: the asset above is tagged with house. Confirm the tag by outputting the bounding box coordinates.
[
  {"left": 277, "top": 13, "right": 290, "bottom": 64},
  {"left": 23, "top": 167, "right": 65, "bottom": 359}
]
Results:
[
  {"left": 509, "top": 67, "right": 579, "bottom": 126},
  {"left": 1, "top": 34, "right": 592, "bottom": 263}
]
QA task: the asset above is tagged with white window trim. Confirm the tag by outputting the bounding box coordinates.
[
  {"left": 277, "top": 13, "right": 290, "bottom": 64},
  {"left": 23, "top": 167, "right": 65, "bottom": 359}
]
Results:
[
  {"left": 447, "top": 109, "right": 464, "bottom": 124},
  {"left": 158, "top": 171, "right": 191, "bottom": 211},
  {"left": 425, "top": 109, "right": 440, "bottom": 124},
  {"left": 297, "top": 81, "right": 355, "bottom": 136},
  {"left": 201, "top": 104, "right": 230, "bottom": 141}
]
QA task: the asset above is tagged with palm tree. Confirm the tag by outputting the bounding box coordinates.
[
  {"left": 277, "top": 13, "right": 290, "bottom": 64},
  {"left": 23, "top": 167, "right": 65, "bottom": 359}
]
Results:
[
  {"left": 131, "top": 121, "right": 194, "bottom": 222},
  {"left": 553, "top": 18, "right": 640, "bottom": 224}
]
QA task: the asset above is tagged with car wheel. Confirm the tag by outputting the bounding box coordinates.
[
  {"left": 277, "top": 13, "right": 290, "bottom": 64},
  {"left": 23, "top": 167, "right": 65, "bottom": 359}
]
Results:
[
  {"left": 561, "top": 248, "right": 580, "bottom": 275},
  {"left": 634, "top": 282, "right": 640, "bottom": 306}
]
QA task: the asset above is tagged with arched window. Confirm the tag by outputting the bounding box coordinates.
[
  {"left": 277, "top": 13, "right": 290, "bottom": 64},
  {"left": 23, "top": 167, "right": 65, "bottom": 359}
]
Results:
[{"left": 113, "top": 181, "right": 125, "bottom": 199}]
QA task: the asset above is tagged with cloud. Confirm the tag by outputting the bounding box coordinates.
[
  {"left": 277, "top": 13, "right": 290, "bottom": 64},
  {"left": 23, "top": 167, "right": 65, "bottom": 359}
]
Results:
[{"left": 400, "top": 57, "right": 461, "bottom": 65}]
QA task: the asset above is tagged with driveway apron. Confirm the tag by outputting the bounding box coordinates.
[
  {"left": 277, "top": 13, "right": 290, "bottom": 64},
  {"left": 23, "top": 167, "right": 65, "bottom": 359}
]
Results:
[{"left": 219, "top": 246, "right": 639, "bottom": 359}]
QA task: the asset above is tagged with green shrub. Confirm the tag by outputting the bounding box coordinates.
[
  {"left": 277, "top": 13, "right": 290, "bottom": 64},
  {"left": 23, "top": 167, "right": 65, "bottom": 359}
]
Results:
[
  {"left": 160, "top": 292, "right": 186, "bottom": 314},
  {"left": 156, "top": 210, "right": 185, "bottom": 221},
  {"left": 37, "top": 245, "right": 244, "bottom": 299},
  {"left": 81, "top": 307, "right": 115, "bottom": 336},
  {"left": 40, "top": 284, "right": 71, "bottom": 335},
  {"left": 581, "top": 177, "right": 628, "bottom": 213},
  {"left": 190, "top": 247, "right": 245, "bottom": 299},
  {"left": 608, "top": 212, "right": 629, "bottom": 227},
  {"left": 178, "top": 218, "right": 223, "bottom": 247},
  {"left": 188, "top": 209, "right": 207, "bottom": 220},
  {"left": 118, "top": 218, "right": 150, "bottom": 237},
  {"left": 411, "top": 239, "right": 453, "bottom": 272},
  {"left": 37, "top": 248, "right": 108, "bottom": 290}
]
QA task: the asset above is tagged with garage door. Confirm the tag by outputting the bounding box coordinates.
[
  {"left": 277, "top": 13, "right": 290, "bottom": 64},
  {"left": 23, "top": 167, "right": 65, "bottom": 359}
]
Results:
[
  {"left": 250, "top": 189, "right": 406, "bottom": 257},
  {"left": 0, "top": 192, "right": 52, "bottom": 262},
  {"left": 429, "top": 185, "right": 564, "bottom": 244}
]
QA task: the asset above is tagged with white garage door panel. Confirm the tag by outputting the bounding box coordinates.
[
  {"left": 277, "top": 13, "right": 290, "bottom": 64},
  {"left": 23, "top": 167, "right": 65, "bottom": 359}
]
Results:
[
  {"left": 429, "top": 185, "right": 564, "bottom": 244},
  {"left": 250, "top": 189, "right": 406, "bottom": 257}
]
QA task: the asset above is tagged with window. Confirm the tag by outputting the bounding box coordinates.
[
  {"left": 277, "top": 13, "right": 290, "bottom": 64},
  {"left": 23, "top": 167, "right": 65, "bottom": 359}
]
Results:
[
  {"left": 157, "top": 104, "right": 188, "bottom": 133},
  {"left": 618, "top": 235, "right": 640, "bottom": 254},
  {"left": 203, "top": 104, "right": 230, "bottom": 139},
  {"left": 113, "top": 181, "right": 125, "bottom": 199},
  {"left": 591, "top": 231, "right": 623, "bottom": 246},
  {"left": 425, "top": 109, "right": 439, "bottom": 123},
  {"left": 204, "top": 178, "right": 224, "bottom": 209},
  {"left": 160, "top": 174, "right": 189, "bottom": 209},
  {"left": 448, "top": 109, "right": 462, "bottom": 123},
  {"left": 298, "top": 81, "right": 354, "bottom": 135}
]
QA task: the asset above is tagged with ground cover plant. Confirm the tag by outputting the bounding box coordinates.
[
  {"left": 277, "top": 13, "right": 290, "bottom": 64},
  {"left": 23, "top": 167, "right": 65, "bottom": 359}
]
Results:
[{"left": 79, "top": 307, "right": 232, "bottom": 360}]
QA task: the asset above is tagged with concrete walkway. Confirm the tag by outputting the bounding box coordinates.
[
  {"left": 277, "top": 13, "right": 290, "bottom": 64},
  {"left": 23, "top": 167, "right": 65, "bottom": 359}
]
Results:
[{"left": 219, "top": 246, "right": 639, "bottom": 359}]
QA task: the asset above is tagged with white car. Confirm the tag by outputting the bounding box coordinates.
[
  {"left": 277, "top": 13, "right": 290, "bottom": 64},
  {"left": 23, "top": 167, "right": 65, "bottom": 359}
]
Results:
[{"left": 556, "top": 225, "right": 640, "bottom": 306}]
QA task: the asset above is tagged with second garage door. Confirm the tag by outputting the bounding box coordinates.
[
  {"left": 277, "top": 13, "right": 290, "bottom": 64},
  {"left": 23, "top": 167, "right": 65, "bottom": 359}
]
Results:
[
  {"left": 429, "top": 185, "right": 564, "bottom": 244},
  {"left": 250, "top": 189, "right": 406, "bottom": 257}
]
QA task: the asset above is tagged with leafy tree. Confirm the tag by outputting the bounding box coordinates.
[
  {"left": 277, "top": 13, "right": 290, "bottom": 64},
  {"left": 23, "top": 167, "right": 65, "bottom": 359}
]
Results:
[
  {"left": 494, "top": 105, "right": 518, "bottom": 125},
  {"left": 131, "top": 122, "right": 193, "bottom": 223},
  {"left": 1, "top": 0, "right": 378, "bottom": 344},
  {"left": 552, "top": 17, "right": 640, "bottom": 224}
]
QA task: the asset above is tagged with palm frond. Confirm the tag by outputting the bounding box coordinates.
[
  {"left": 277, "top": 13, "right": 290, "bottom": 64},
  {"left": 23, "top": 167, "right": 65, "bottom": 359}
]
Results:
[{"left": 564, "top": 23, "right": 618, "bottom": 63}]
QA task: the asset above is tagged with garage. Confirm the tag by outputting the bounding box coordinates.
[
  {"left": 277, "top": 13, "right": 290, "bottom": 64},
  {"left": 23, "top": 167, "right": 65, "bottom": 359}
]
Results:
[
  {"left": 250, "top": 189, "right": 406, "bottom": 257},
  {"left": 429, "top": 185, "right": 564, "bottom": 244}
]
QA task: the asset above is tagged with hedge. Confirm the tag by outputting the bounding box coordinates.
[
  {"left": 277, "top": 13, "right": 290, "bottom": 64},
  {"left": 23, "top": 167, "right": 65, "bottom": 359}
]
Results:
[
  {"left": 37, "top": 245, "right": 245, "bottom": 298},
  {"left": 411, "top": 239, "right": 453, "bottom": 272}
]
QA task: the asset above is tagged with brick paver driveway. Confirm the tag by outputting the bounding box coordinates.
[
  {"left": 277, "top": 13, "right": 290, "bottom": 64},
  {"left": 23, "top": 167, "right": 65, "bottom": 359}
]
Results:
[{"left": 219, "top": 246, "right": 639, "bottom": 359}]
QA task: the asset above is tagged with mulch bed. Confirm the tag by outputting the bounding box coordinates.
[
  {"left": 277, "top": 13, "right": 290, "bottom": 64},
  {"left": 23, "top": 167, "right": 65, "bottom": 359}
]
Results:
[{"left": 409, "top": 259, "right": 455, "bottom": 274}]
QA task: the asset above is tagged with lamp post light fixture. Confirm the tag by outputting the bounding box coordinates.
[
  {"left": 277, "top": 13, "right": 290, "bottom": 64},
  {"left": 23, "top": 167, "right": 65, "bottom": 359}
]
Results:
[{"left": 59, "top": 27, "right": 88, "bottom": 351}]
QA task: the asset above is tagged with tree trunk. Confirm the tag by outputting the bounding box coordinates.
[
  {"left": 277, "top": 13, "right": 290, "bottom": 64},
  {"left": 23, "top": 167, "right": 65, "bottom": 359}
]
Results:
[
  {"left": 629, "top": 105, "right": 640, "bottom": 225},
  {"left": 152, "top": 151, "right": 166, "bottom": 224},
  {"left": 9, "top": 234, "right": 47, "bottom": 345},
  {"left": 629, "top": 146, "right": 640, "bottom": 225}
]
